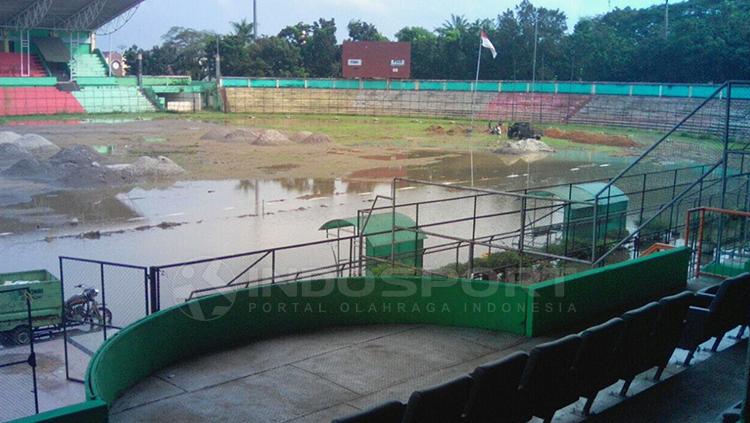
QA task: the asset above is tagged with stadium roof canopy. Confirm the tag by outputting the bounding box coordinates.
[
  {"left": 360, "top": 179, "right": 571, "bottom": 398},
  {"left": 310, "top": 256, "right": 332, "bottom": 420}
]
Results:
[{"left": 0, "top": 0, "right": 144, "bottom": 31}]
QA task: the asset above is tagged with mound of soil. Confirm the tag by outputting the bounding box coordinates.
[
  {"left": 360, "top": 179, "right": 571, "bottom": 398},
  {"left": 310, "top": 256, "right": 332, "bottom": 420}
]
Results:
[
  {"left": 49, "top": 145, "right": 104, "bottom": 166},
  {"left": 128, "top": 156, "right": 186, "bottom": 177},
  {"left": 0, "top": 131, "right": 22, "bottom": 144},
  {"left": 290, "top": 131, "right": 314, "bottom": 143},
  {"left": 2, "top": 158, "right": 58, "bottom": 179},
  {"left": 0, "top": 143, "right": 32, "bottom": 165},
  {"left": 298, "top": 133, "right": 332, "bottom": 145},
  {"left": 544, "top": 128, "right": 638, "bottom": 148},
  {"left": 495, "top": 139, "right": 555, "bottom": 155},
  {"left": 252, "top": 129, "right": 292, "bottom": 146},
  {"left": 225, "top": 129, "right": 263, "bottom": 143},
  {"left": 426, "top": 125, "right": 445, "bottom": 135},
  {"left": 57, "top": 162, "right": 120, "bottom": 187},
  {"left": 14, "top": 134, "right": 60, "bottom": 155},
  {"left": 200, "top": 128, "right": 232, "bottom": 141}
]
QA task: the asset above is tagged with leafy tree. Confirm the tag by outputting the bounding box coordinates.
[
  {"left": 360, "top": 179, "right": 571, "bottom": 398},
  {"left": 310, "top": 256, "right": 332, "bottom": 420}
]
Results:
[
  {"left": 347, "top": 20, "right": 387, "bottom": 41},
  {"left": 301, "top": 18, "right": 340, "bottom": 77}
]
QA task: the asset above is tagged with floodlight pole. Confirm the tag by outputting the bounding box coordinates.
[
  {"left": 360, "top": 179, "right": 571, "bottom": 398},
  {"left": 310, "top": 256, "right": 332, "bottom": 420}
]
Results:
[
  {"left": 468, "top": 32, "right": 484, "bottom": 187},
  {"left": 253, "top": 0, "right": 258, "bottom": 39},
  {"left": 665, "top": 0, "right": 669, "bottom": 39}
]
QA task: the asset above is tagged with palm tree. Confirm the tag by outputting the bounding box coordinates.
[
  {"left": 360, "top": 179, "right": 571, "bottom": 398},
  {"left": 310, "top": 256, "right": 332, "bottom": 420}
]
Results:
[
  {"left": 438, "top": 14, "right": 469, "bottom": 36},
  {"left": 231, "top": 19, "right": 255, "bottom": 44}
]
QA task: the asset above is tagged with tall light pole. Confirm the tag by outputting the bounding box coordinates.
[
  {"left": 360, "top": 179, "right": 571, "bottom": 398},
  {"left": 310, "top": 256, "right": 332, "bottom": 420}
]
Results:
[
  {"left": 253, "top": 0, "right": 258, "bottom": 39},
  {"left": 531, "top": 11, "right": 539, "bottom": 88},
  {"left": 665, "top": 0, "right": 669, "bottom": 39}
]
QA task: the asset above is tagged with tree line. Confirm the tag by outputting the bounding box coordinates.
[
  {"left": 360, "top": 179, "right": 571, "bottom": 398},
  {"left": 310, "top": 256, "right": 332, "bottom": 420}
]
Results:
[{"left": 124, "top": 0, "right": 750, "bottom": 84}]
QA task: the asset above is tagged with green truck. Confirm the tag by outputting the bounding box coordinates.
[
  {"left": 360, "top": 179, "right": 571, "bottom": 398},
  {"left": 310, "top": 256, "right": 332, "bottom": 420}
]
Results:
[{"left": 0, "top": 270, "right": 63, "bottom": 345}]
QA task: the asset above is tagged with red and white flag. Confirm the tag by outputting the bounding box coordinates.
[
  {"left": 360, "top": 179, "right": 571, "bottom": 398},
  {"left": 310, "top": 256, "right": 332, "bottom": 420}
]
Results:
[{"left": 480, "top": 31, "right": 497, "bottom": 59}]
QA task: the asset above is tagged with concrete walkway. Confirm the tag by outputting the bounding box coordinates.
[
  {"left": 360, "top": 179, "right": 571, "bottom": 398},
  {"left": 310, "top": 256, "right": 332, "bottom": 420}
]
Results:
[
  {"left": 110, "top": 324, "right": 548, "bottom": 422},
  {"left": 110, "top": 324, "right": 748, "bottom": 423}
]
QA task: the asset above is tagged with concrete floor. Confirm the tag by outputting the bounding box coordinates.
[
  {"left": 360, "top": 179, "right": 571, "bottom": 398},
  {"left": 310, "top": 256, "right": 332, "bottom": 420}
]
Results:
[
  {"left": 110, "top": 324, "right": 548, "bottom": 423},
  {"left": 110, "top": 323, "right": 748, "bottom": 423}
]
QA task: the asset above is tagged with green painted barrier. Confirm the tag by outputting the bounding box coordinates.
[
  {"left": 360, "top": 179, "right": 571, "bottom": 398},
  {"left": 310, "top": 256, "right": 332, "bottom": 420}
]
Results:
[
  {"left": 363, "top": 80, "right": 387, "bottom": 90},
  {"left": 221, "top": 78, "right": 749, "bottom": 100},
  {"left": 9, "top": 400, "right": 108, "bottom": 423},
  {"left": 333, "top": 80, "right": 360, "bottom": 89},
  {"left": 86, "top": 276, "right": 529, "bottom": 405},
  {"left": 419, "top": 81, "right": 445, "bottom": 91},
  {"left": 525, "top": 248, "right": 690, "bottom": 336},
  {"left": 390, "top": 80, "right": 416, "bottom": 90},
  {"left": 476, "top": 82, "right": 499, "bottom": 92},
  {"left": 501, "top": 82, "right": 529, "bottom": 92},
  {"left": 0, "top": 77, "right": 57, "bottom": 87}
]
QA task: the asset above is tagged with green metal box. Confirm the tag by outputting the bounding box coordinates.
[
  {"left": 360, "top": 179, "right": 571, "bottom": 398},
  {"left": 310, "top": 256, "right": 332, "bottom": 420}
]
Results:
[{"left": 0, "top": 270, "right": 63, "bottom": 333}]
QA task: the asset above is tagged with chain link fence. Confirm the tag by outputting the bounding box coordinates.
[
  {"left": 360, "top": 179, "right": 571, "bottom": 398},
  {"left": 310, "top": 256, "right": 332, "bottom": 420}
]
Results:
[{"left": 0, "top": 287, "right": 38, "bottom": 421}]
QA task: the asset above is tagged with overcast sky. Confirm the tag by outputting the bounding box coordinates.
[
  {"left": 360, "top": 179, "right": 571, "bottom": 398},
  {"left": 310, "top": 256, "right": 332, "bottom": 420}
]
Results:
[{"left": 104, "top": 0, "right": 667, "bottom": 49}]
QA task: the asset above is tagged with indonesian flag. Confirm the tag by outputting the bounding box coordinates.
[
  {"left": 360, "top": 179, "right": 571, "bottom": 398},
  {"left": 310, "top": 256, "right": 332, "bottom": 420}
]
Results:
[{"left": 480, "top": 31, "right": 497, "bottom": 59}]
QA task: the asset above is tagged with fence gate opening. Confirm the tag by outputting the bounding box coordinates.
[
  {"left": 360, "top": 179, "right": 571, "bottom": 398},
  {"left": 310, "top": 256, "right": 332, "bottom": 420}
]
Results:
[
  {"left": 0, "top": 287, "right": 39, "bottom": 420},
  {"left": 59, "top": 257, "right": 149, "bottom": 382}
]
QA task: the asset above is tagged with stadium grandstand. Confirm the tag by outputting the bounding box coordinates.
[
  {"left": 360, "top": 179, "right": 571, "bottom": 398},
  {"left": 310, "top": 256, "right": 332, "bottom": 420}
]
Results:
[{"left": 0, "top": 0, "right": 210, "bottom": 115}]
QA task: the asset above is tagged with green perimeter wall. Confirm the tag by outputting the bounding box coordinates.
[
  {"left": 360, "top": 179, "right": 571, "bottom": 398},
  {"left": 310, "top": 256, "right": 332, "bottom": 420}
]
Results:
[
  {"left": 13, "top": 248, "right": 690, "bottom": 422},
  {"left": 525, "top": 247, "right": 690, "bottom": 336},
  {"left": 85, "top": 276, "right": 528, "bottom": 404},
  {"left": 222, "top": 78, "right": 749, "bottom": 100}
]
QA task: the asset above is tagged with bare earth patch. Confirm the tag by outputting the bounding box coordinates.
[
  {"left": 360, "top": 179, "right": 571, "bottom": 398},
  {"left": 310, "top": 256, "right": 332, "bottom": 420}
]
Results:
[{"left": 544, "top": 128, "right": 639, "bottom": 148}]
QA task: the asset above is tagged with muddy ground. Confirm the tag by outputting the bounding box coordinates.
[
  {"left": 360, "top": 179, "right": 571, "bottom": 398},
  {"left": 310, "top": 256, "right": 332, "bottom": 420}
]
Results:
[{"left": 6, "top": 119, "right": 457, "bottom": 182}]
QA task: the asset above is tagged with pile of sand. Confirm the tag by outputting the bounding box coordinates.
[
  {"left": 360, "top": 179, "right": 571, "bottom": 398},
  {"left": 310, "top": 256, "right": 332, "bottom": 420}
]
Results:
[
  {"left": 0, "top": 143, "right": 32, "bottom": 166},
  {"left": 202, "top": 127, "right": 327, "bottom": 146},
  {"left": 292, "top": 132, "right": 331, "bottom": 145},
  {"left": 0, "top": 131, "right": 59, "bottom": 156},
  {"left": 290, "top": 131, "right": 314, "bottom": 143},
  {"left": 49, "top": 145, "right": 104, "bottom": 166},
  {"left": 225, "top": 129, "right": 263, "bottom": 143},
  {"left": 200, "top": 128, "right": 232, "bottom": 141},
  {"left": 253, "top": 129, "right": 292, "bottom": 146},
  {"left": 0, "top": 131, "right": 22, "bottom": 144},
  {"left": 495, "top": 139, "right": 555, "bottom": 155},
  {"left": 2, "top": 158, "right": 57, "bottom": 179},
  {"left": 14, "top": 134, "right": 60, "bottom": 155},
  {"left": 127, "top": 156, "right": 186, "bottom": 177}
]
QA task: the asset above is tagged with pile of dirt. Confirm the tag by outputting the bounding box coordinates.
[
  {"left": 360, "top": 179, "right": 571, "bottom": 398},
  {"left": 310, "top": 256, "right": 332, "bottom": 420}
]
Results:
[
  {"left": 426, "top": 125, "right": 445, "bottom": 135},
  {"left": 290, "top": 131, "right": 314, "bottom": 143},
  {"left": 126, "top": 156, "right": 186, "bottom": 177},
  {"left": 0, "top": 143, "right": 32, "bottom": 166},
  {"left": 2, "top": 158, "right": 58, "bottom": 179},
  {"left": 14, "top": 134, "right": 60, "bottom": 155},
  {"left": 0, "top": 131, "right": 22, "bottom": 144},
  {"left": 544, "top": 128, "right": 638, "bottom": 148},
  {"left": 225, "top": 129, "right": 263, "bottom": 142},
  {"left": 495, "top": 139, "right": 555, "bottom": 155},
  {"left": 253, "top": 129, "right": 292, "bottom": 146},
  {"left": 49, "top": 145, "right": 104, "bottom": 166},
  {"left": 294, "top": 132, "right": 332, "bottom": 145},
  {"left": 200, "top": 128, "right": 232, "bottom": 141}
]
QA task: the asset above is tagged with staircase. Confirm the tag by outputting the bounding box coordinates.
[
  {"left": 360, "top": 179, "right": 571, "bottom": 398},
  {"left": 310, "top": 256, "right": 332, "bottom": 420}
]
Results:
[
  {"left": 590, "top": 81, "right": 750, "bottom": 266},
  {"left": 70, "top": 52, "right": 108, "bottom": 78}
]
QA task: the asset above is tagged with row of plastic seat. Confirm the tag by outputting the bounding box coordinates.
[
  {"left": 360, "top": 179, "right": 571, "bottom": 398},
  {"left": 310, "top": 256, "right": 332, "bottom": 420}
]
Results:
[{"left": 333, "top": 273, "right": 750, "bottom": 423}]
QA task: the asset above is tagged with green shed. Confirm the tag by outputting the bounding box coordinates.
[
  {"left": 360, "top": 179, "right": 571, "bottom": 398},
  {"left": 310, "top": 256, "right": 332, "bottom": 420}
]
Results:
[
  {"left": 532, "top": 182, "right": 629, "bottom": 243},
  {"left": 320, "top": 212, "right": 426, "bottom": 274}
]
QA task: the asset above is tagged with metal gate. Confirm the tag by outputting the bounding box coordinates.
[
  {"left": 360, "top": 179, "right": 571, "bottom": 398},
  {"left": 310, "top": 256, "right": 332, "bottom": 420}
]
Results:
[
  {"left": 0, "top": 287, "right": 39, "bottom": 420},
  {"left": 59, "top": 257, "right": 149, "bottom": 382}
]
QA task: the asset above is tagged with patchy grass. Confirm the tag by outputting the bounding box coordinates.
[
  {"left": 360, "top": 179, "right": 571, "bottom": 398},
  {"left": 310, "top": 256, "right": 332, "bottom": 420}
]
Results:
[{"left": 0, "top": 111, "right": 683, "bottom": 154}]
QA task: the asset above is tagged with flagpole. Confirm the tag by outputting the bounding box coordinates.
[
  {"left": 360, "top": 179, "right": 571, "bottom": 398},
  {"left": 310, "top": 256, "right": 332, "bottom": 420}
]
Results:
[{"left": 469, "top": 33, "right": 483, "bottom": 187}]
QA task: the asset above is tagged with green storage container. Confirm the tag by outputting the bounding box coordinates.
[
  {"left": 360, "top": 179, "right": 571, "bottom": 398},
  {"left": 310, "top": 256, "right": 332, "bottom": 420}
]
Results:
[{"left": 0, "top": 270, "right": 63, "bottom": 335}]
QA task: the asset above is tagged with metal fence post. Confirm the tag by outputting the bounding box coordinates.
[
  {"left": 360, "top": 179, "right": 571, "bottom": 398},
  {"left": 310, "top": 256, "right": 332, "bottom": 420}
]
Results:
[{"left": 148, "top": 267, "right": 159, "bottom": 313}]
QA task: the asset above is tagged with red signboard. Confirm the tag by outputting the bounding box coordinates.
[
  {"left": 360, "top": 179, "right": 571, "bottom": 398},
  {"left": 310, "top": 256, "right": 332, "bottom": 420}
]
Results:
[{"left": 342, "top": 41, "right": 411, "bottom": 79}]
